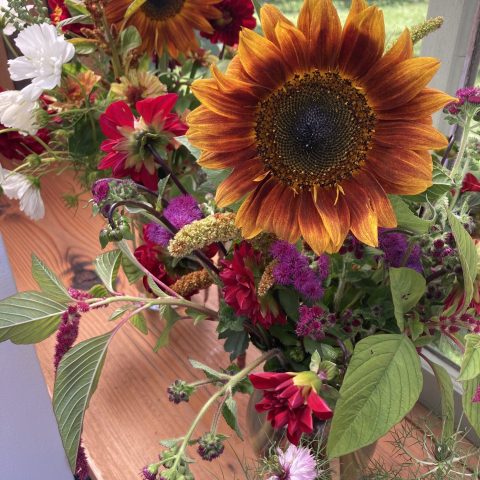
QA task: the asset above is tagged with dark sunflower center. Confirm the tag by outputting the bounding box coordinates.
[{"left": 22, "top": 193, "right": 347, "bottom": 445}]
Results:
[
  {"left": 255, "top": 71, "right": 376, "bottom": 189},
  {"left": 141, "top": 0, "right": 185, "bottom": 20}
]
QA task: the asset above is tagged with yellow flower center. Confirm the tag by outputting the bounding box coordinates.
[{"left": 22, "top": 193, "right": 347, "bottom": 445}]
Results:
[
  {"left": 255, "top": 71, "right": 376, "bottom": 190},
  {"left": 142, "top": 0, "right": 185, "bottom": 20}
]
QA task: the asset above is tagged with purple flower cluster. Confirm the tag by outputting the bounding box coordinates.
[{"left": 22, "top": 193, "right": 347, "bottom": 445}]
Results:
[
  {"left": 296, "top": 305, "right": 336, "bottom": 341},
  {"left": 54, "top": 305, "right": 81, "bottom": 370},
  {"left": 91, "top": 179, "right": 110, "bottom": 204},
  {"left": 379, "top": 230, "right": 422, "bottom": 273},
  {"left": 473, "top": 385, "right": 480, "bottom": 404},
  {"left": 144, "top": 194, "right": 202, "bottom": 247},
  {"left": 430, "top": 237, "right": 455, "bottom": 266},
  {"left": 141, "top": 466, "right": 157, "bottom": 480},
  {"left": 271, "top": 241, "right": 324, "bottom": 301},
  {"left": 445, "top": 86, "right": 480, "bottom": 114},
  {"left": 340, "top": 309, "right": 363, "bottom": 334},
  {"left": 439, "top": 312, "right": 480, "bottom": 335}
]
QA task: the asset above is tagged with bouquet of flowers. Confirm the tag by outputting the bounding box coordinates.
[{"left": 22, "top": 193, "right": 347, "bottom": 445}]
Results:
[{"left": 1, "top": 0, "right": 480, "bottom": 479}]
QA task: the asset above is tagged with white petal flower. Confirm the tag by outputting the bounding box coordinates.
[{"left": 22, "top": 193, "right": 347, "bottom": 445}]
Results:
[
  {"left": 8, "top": 23, "right": 75, "bottom": 101},
  {"left": 0, "top": 90, "right": 39, "bottom": 135},
  {"left": 0, "top": 166, "right": 45, "bottom": 220},
  {"left": 268, "top": 445, "right": 317, "bottom": 480}
]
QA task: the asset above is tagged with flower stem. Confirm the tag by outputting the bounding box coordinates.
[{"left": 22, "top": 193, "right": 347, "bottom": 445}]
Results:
[
  {"left": 100, "top": 8, "right": 122, "bottom": 79},
  {"left": 170, "top": 349, "right": 280, "bottom": 471}
]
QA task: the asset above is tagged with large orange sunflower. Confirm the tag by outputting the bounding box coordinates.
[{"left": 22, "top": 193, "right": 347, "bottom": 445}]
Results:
[
  {"left": 106, "top": 0, "right": 221, "bottom": 57},
  {"left": 187, "top": 0, "right": 453, "bottom": 254}
]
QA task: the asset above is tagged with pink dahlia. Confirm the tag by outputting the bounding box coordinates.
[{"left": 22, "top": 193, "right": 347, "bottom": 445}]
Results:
[{"left": 99, "top": 94, "right": 187, "bottom": 190}]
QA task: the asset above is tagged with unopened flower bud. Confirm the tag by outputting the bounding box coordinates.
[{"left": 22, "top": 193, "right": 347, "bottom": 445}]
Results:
[
  {"left": 197, "top": 433, "right": 225, "bottom": 461},
  {"left": 167, "top": 380, "right": 195, "bottom": 404}
]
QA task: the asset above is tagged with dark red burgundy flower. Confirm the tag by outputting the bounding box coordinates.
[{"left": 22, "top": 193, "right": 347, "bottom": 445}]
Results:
[
  {"left": 461, "top": 173, "right": 480, "bottom": 193},
  {"left": 99, "top": 94, "right": 187, "bottom": 190},
  {"left": 249, "top": 371, "right": 333, "bottom": 445},
  {"left": 201, "top": 0, "right": 256, "bottom": 46},
  {"left": 134, "top": 244, "right": 175, "bottom": 292},
  {"left": 220, "top": 242, "right": 285, "bottom": 329},
  {"left": 48, "top": 0, "right": 84, "bottom": 35}
]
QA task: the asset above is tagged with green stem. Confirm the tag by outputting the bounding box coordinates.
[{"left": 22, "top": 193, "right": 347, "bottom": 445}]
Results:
[
  {"left": 334, "top": 261, "right": 347, "bottom": 312},
  {"left": 101, "top": 9, "right": 122, "bottom": 78},
  {"left": 170, "top": 349, "right": 280, "bottom": 471},
  {"left": 88, "top": 294, "right": 218, "bottom": 319}
]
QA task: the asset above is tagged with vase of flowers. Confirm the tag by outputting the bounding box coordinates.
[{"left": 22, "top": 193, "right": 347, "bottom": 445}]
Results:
[{"left": 1, "top": 1, "right": 480, "bottom": 479}]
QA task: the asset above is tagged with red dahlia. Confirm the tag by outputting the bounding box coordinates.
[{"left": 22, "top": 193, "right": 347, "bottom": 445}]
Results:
[
  {"left": 48, "top": 0, "right": 84, "bottom": 35},
  {"left": 220, "top": 242, "right": 285, "bottom": 329},
  {"left": 201, "top": 0, "right": 256, "bottom": 47},
  {"left": 134, "top": 244, "right": 175, "bottom": 293},
  {"left": 99, "top": 94, "right": 187, "bottom": 190},
  {"left": 249, "top": 371, "right": 333, "bottom": 445},
  {"left": 462, "top": 173, "right": 480, "bottom": 193}
]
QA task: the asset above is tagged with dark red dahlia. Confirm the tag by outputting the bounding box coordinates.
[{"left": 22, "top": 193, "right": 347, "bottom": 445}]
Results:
[
  {"left": 48, "top": 0, "right": 84, "bottom": 35},
  {"left": 249, "top": 371, "right": 333, "bottom": 445},
  {"left": 220, "top": 242, "right": 285, "bottom": 329},
  {"left": 0, "top": 125, "right": 50, "bottom": 161},
  {"left": 461, "top": 172, "right": 480, "bottom": 193},
  {"left": 98, "top": 94, "right": 187, "bottom": 190},
  {"left": 201, "top": 0, "right": 256, "bottom": 47},
  {"left": 134, "top": 244, "right": 175, "bottom": 292}
]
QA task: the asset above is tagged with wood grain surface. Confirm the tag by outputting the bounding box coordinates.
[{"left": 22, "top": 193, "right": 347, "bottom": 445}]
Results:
[{"left": 0, "top": 169, "right": 468, "bottom": 480}]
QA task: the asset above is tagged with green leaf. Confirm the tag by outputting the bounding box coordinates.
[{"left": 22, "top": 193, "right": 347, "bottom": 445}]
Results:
[
  {"left": 53, "top": 331, "right": 113, "bottom": 471},
  {"left": 176, "top": 135, "right": 201, "bottom": 160},
  {"left": 69, "top": 38, "right": 97, "bottom": 55},
  {"left": 222, "top": 396, "right": 243, "bottom": 439},
  {"left": 109, "top": 306, "right": 130, "bottom": 322},
  {"left": 130, "top": 312, "right": 148, "bottom": 335},
  {"left": 327, "top": 334, "right": 423, "bottom": 458},
  {"left": 94, "top": 250, "right": 122, "bottom": 293},
  {"left": 218, "top": 329, "right": 249, "bottom": 361},
  {"left": 155, "top": 175, "right": 170, "bottom": 211},
  {"left": 121, "top": 254, "right": 143, "bottom": 284},
  {"left": 462, "top": 376, "right": 480, "bottom": 437},
  {"left": 88, "top": 284, "right": 109, "bottom": 298},
  {"left": 310, "top": 350, "right": 321, "bottom": 372},
  {"left": 31, "top": 255, "right": 70, "bottom": 303},
  {"left": 389, "top": 267, "right": 426, "bottom": 331},
  {"left": 318, "top": 361, "right": 339, "bottom": 381},
  {"left": 459, "top": 334, "right": 480, "bottom": 381},
  {"left": 185, "top": 307, "right": 208, "bottom": 325},
  {"left": 189, "top": 359, "right": 225, "bottom": 380},
  {"left": 65, "top": 0, "right": 91, "bottom": 17},
  {"left": 430, "top": 362, "right": 454, "bottom": 439},
  {"left": 119, "top": 26, "right": 141, "bottom": 57},
  {"left": 252, "top": 0, "right": 264, "bottom": 17},
  {"left": 0, "top": 292, "right": 67, "bottom": 344},
  {"left": 153, "top": 306, "right": 180, "bottom": 351},
  {"left": 147, "top": 276, "right": 168, "bottom": 298},
  {"left": 406, "top": 164, "right": 452, "bottom": 203},
  {"left": 389, "top": 196, "right": 432, "bottom": 234},
  {"left": 277, "top": 289, "right": 300, "bottom": 321},
  {"left": 447, "top": 211, "right": 478, "bottom": 309}
]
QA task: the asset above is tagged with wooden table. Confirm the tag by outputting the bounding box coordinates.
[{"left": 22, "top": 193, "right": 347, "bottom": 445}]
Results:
[{"left": 0, "top": 169, "right": 465, "bottom": 479}]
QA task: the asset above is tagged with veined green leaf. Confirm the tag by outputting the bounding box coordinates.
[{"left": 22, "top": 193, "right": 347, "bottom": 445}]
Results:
[
  {"left": 389, "top": 267, "right": 426, "bottom": 331},
  {"left": 430, "top": 362, "right": 455, "bottom": 439},
  {"left": 53, "top": 331, "right": 113, "bottom": 472},
  {"left": 94, "top": 250, "right": 122, "bottom": 293},
  {"left": 459, "top": 334, "right": 480, "bottom": 381},
  {"left": 189, "top": 359, "right": 225, "bottom": 380},
  {"left": 0, "top": 292, "right": 67, "bottom": 344},
  {"left": 130, "top": 312, "right": 148, "bottom": 335},
  {"left": 389, "top": 196, "right": 432, "bottom": 234},
  {"left": 31, "top": 254, "right": 70, "bottom": 303},
  {"left": 462, "top": 375, "right": 480, "bottom": 437},
  {"left": 176, "top": 135, "right": 201, "bottom": 160},
  {"left": 447, "top": 211, "right": 478, "bottom": 309},
  {"left": 327, "top": 334, "right": 422, "bottom": 458},
  {"left": 153, "top": 306, "right": 180, "bottom": 351},
  {"left": 222, "top": 396, "right": 242, "bottom": 440},
  {"left": 119, "top": 26, "right": 141, "bottom": 57},
  {"left": 121, "top": 254, "right": 143, "bottom": 284}
]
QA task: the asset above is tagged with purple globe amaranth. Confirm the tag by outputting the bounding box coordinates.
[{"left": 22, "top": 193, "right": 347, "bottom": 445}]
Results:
[
  {"left": 378, "top": 229, "right": 422, "bottom": 273},
  {"left": 164, "top": 194, "right": 203, "bottom": 230}
]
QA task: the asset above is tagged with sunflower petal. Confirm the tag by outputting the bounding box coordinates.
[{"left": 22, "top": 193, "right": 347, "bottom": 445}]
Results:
[
  {"left": 268, "top": 186, "right": 301, "bottom": 242},
  {"left": 260, "top": 4, "right": 294, "bottom": 45},
  {"left": 377, "top": 88, "right": 456, "bottom": 120},
  {"left": 339, "top": 6, "right": 385, "bottom": 80},
  {"left": 368, "top": 57, "right": 441, "bottom": 110},
  {"left": 375, "top": 121, "right": 448, "bottom": 150},
  {"left": 274, "top": 21, "right": 309, "bottom": 72},
  {"left": 197, "top": 148, "right": 258, "bottom": 169},
  {"left": 298, "top": 191, "right": 331, "bottom": 254}
]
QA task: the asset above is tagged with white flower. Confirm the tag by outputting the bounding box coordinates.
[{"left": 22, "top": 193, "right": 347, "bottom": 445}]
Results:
[
  {"left": 8, "top": 23, "right": 75, "bottom": 101},
  {"left": 0, "top": 89, "right": 39, "bottom": 135},
  {"left": 0, "top": 166, "right": 45, "bottom": 220},
  {"left": 268, "top": 445, "right": 317, "bottom": 480}
]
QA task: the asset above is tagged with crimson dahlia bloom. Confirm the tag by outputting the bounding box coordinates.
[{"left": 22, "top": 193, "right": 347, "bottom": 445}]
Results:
[
  {"left": 201, "top": 0, "right": 256, "bottom": 46},
  {"left": 249, "top": 371, "right": 333, "bottom": 445},
  {"left": 220, "top": 242, "right": 285, "bottom": 329},
  {"left": 99, "top": 94, "right": 187, "bottom": 190},
  {"left": 461, "top": 173, "right": 480, "bottom": 193}
]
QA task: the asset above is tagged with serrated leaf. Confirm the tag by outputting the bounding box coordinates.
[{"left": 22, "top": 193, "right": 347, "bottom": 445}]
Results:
[
  {"left": 119, "top": 26, "right": 141, "bottom": 57},
  {"left": 31, "top": 254, "right": 70, "bottom": 302},
  {"left": 94, "top": 250, "right": 122, "bottom": 293},
  {"left": 389, "top": 267, "right": 426, "bottom": 331},
  {"left": 53, "top": 331, "right": 113, "bottom": 471},
  {"left": 176, "top": 135, "right": 201, "bottom": 159},
  {"left": 459, "top": 334, "right": 480, "bottom": 381},
  {"left": 430, "top": 362, "right": 454, "bottom": 439},
  {"left": 447, "top": 211, "right": 478, "bottom": 309},
  {"left": 463, "top": 376, "right": 480, "bottom": 437},
  {"left": 130, "top": 312, "right": 148, "bottom": 334},
  {"left": 0, "top": 292, "right": 67, "bottom": 344},
  {"left": 218, "top": 329, "right": 249, "bottom": 361},
  {"left": 189, "top": 359, "right": 225, "bottom": 380},
  {"left": 389, "top": 196, "right": 432, "bottom": 234},
  {"left": 153, "top": 306, "right": 180, "bottom": 351},
  {"left": 222, "top": 396, "right": 242, "bottom": 439},
  {"left": 327, "top": 334, "right": 423, "bottom": 458}
]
